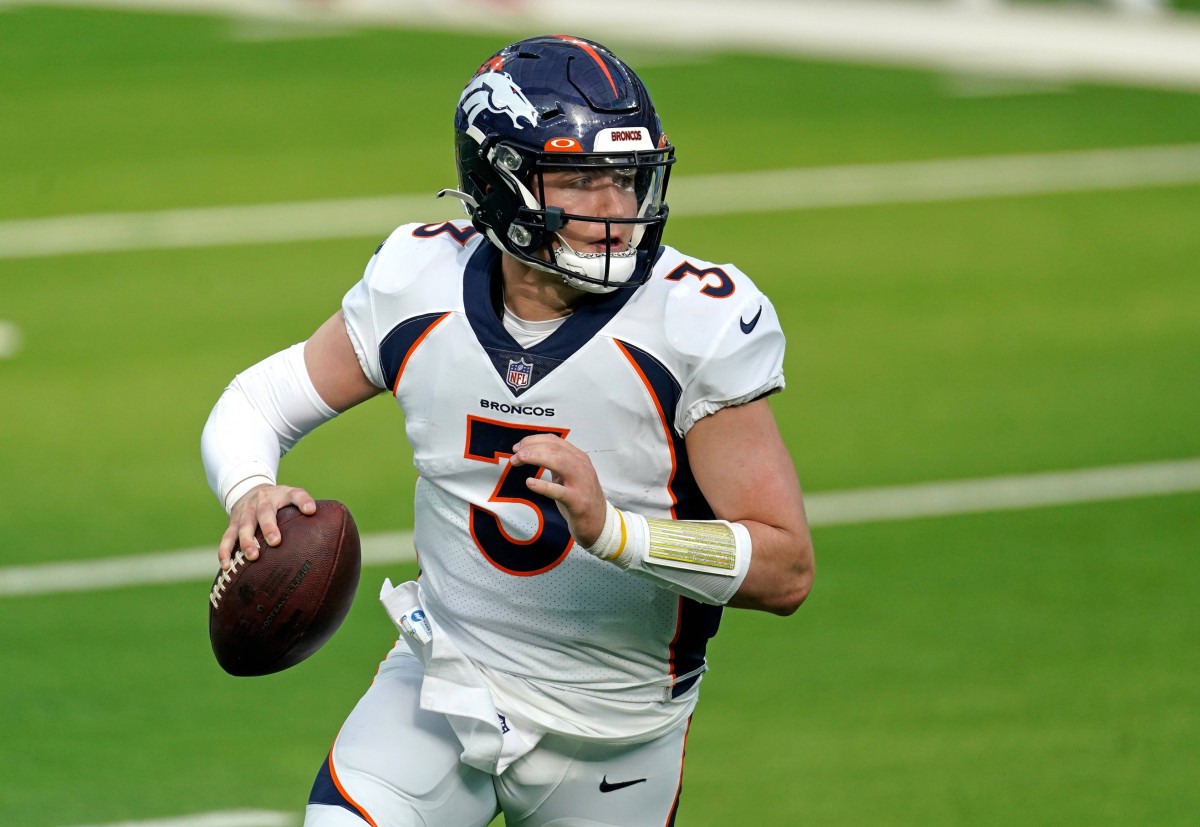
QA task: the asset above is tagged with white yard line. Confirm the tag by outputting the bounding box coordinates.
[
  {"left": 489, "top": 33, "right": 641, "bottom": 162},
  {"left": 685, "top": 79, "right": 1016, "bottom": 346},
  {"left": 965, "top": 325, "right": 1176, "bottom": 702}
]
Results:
[
  {"left": 3, "top": 458, "right": 1198, "bottom": 599},
  {"left": 0, "top": 530, "right": 414, "bottom": 598},
  {"left": 63, "top": 811, "right": 295, "bottom": 827},
  {"left": 12, "top": 0, "right": 1200, "bottom": 90},
  {"left": 675, "top": 144, "right": 1200, "bottom": 215},
  {"left": 805, "top": 457, "right": 1200, "bottom": 526},
  {"left": 0, "top": 193, "right": 457, "bottom": 261},
  {"left": 0, "top": 320, "right": 22, "bottom": 359},
  {"left": 3, "top": 144, "right": 1200, "bottom": 261}
]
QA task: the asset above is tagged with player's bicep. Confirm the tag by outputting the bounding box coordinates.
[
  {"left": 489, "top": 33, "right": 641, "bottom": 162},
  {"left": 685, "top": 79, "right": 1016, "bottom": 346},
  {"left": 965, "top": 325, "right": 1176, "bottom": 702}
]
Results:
[
  {"left": 685, "top": 399, "right": 803, "bottom": 531},
  {"left": 686, "top": 399, "right": 814, "bottom": 613},
  {"left": 304, "top": 311, "right": 382, "bottom": 412}
]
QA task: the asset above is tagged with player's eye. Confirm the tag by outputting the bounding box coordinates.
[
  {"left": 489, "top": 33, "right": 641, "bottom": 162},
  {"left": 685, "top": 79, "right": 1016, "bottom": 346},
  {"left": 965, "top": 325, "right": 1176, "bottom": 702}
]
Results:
[{"left": 611, "top": 169, "right": 637, "bottom": 190}]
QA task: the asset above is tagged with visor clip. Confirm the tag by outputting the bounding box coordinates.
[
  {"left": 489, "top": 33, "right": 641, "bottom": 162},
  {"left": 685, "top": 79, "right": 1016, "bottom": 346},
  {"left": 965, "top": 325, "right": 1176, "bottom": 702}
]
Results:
[
  {"left": 544, "top": 206, "right": 566, "bottom": 233},
  {"left": 508, "top": 224, "right": 534, "bottom": 247}
]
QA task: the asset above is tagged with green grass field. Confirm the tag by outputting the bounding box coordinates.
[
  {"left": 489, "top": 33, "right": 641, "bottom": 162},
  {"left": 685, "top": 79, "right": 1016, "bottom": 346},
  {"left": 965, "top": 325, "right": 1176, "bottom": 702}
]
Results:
[{"left": 2, "top": 6, "right": 1198, "bottom": 826}]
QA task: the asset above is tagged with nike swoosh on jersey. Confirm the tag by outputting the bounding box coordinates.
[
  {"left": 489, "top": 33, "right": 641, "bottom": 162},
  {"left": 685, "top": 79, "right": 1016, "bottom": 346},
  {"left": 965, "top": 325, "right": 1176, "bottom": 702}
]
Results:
[
  {"left": 599, "top": 776, "right": 648, "bottom": 793},
  {"left": 740, "top": 306, "right": 763, "bottom": 334}
]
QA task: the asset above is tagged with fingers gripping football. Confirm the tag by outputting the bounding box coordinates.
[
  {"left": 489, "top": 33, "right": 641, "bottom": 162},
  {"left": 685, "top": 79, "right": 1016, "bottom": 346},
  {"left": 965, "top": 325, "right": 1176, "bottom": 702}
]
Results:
[
  {"left": 219, "top": 484, "right": 317, "bottom": 569},
  {"left": 510, "top": 435, "right": 607, "bottom": 547}
]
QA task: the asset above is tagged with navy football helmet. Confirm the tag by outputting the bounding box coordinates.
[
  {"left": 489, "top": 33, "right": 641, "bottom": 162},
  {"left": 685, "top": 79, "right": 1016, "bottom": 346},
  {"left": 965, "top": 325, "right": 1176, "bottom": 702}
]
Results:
[{"left": 443, "top": 35, "right": 675, "bottom": 293}]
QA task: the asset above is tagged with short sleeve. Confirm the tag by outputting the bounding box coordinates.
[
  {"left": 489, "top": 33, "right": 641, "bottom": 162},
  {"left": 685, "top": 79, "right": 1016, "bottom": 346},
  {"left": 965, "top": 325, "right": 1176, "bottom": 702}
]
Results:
[
  {"left": 341, "top": 251, "right": 388, "bottom": 389},
  {"left": 676, "top": 292, "right": 786, "bottom": 435}
]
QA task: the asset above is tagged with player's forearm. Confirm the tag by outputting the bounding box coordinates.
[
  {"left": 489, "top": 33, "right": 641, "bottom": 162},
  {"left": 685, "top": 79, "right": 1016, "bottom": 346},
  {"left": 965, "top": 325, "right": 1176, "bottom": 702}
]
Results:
[
  {"left": 581, "top": 501, "right": 813, "bottom": 613},
  {"left": 200, "top": 342, "right": 338, "bottom": 512}
]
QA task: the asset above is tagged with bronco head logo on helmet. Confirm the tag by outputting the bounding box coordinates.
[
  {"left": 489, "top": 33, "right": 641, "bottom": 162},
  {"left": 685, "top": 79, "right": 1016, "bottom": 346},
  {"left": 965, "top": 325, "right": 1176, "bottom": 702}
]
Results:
[{"left": 459, "top": 72, "right": 539, "bottom": 131}]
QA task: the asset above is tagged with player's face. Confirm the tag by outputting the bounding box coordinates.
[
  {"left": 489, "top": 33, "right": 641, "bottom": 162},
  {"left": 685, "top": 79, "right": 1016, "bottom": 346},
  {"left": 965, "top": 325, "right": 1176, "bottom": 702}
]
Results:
[{"left": 538, "top": 168, "right": 638, "bottom": 254}]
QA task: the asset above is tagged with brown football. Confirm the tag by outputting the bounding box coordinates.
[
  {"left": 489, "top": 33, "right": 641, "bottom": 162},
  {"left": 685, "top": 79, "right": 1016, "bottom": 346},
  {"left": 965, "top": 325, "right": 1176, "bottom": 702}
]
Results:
[{"left": 208, "top": 500, "right": 361, "bottom": 677}]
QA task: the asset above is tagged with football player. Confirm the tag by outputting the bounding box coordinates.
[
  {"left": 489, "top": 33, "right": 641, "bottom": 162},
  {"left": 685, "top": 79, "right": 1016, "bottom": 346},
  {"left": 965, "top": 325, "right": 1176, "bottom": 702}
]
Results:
[{"left": 202, "top": 35, "right": 814, "bottom": 827}]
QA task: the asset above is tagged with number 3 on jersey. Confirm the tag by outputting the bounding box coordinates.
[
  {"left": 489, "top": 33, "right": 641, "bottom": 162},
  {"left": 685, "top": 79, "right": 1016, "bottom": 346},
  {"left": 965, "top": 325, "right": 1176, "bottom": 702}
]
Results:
[{"left": 464, "top": 416, "right": 574, "bottom": 576}]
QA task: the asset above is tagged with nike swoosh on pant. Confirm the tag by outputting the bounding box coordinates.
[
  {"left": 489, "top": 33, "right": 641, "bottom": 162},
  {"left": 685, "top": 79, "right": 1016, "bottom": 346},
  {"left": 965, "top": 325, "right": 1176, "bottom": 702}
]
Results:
[{"left": 599, "top": 776, "right": 648, "bottom": 793}]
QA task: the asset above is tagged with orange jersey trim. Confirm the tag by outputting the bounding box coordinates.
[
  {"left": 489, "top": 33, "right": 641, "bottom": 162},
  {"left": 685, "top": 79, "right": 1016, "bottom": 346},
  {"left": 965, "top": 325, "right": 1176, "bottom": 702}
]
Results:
[{"left": 328, "top": 747, "right": 379, "bottom": 827}]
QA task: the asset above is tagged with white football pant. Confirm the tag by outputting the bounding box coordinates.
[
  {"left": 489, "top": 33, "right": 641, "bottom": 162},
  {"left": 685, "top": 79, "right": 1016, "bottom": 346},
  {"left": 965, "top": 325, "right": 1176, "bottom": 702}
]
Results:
[{"left": 304, "top": 648, "right": 690, "bottom": 827}]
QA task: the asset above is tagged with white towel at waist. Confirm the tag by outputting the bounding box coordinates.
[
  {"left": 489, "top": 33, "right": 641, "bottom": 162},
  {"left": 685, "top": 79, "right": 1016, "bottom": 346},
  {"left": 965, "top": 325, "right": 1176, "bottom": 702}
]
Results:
[{"left": 379, "top": 578, "right": 544, "bottom": 775}]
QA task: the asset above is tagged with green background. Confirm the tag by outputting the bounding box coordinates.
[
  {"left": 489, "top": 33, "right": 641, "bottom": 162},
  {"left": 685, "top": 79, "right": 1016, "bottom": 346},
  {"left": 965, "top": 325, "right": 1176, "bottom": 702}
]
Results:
[{"left": 1, "top": 6, "right": 1197, "bottom": 826}]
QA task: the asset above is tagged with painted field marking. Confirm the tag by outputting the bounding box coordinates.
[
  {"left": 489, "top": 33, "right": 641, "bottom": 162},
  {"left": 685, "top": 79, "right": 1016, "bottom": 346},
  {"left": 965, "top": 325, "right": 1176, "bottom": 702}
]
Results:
[
  {"left": 0, "top": 193, "right": 456, "bottom": 261},
  {"left": 804, "top": 457, "right": 1200, "bottom": 526},
  {"left": 0, "top": 531, "right": 414, "bottom": 598},
  {"left": 3, "top": 144, "right": 1200, "bottom": 260},
  {"left": 3, "top": 458, "right": 1198, "bottom": 598},
  {"left": 63, "top": 810, "right": 294, "bottom": 827},
  {"left": 0, "top": 320, "right": 22, "bottom": 359},
  {"left": 674, "top": 144, "right": 1200, "bottom": 216},
  {"left": 13, "top": 0, "right": 1200, "bottom": 90}
]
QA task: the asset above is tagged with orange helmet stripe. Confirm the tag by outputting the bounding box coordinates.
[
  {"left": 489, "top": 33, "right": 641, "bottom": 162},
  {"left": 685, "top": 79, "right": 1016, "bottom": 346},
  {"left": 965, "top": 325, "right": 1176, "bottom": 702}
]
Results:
[{"left": 553, "top": 35, "right": 619, "bottom": 97}]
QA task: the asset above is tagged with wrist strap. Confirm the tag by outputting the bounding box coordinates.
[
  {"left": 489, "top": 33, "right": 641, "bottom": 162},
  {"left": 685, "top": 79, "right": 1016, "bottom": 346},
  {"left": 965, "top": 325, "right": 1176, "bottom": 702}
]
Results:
[{"left": 585, "top": 501, "right": 629, "bottom": 564}]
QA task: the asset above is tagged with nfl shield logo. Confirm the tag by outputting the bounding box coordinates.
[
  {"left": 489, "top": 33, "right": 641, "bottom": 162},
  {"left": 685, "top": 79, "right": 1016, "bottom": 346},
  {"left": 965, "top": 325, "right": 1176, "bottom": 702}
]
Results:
[{"left": 506, "top": 357, "right": 533, "bottom": 391}]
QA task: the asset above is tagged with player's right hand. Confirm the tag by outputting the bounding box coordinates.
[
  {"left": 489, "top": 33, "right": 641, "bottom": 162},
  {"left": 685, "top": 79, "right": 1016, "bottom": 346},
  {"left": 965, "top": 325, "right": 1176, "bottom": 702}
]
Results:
[
  {"left": 219, "top": 484, "right": 317, "bottom": 570},
  {"left": 510, "top": 434, "right": 607, "bottom": 548}
]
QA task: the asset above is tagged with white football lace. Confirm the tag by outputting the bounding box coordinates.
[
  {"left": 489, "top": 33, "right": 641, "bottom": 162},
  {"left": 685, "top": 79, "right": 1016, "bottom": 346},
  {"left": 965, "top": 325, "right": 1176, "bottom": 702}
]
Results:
[{"left": 208, "top": 548, "right": 248, "bottom": 610}]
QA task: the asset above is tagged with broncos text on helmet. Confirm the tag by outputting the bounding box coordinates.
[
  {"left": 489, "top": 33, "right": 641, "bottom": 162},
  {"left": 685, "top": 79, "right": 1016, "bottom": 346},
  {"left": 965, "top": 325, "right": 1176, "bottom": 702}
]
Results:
[{"left": 442, "top": 35, "right": 675, "bottom": 294}]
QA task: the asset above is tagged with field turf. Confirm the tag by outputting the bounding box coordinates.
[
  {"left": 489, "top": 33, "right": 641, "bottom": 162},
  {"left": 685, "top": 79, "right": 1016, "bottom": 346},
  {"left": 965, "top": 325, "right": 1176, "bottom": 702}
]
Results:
[{"left": 1, "top": 7, "right": 1197, "bottom": 826}]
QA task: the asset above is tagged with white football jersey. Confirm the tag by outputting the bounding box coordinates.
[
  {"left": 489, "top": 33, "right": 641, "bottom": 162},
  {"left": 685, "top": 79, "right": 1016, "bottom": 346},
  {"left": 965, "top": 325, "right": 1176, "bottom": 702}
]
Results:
[{"left": 342, "top": 221, "right": 785, "bottom": 717}]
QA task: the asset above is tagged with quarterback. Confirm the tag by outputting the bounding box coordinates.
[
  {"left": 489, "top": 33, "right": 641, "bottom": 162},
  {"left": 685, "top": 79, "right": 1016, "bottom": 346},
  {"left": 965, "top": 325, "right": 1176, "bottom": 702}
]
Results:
[{"left": 202, "top": 35, "right": 814, "bottom": 826}]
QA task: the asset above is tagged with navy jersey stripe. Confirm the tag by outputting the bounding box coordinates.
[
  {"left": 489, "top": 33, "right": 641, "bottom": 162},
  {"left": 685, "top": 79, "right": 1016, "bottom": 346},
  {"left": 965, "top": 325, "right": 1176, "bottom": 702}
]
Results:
[
  {"left": 462, "top": 242, "right": 638, "bottom": 396},
  {"left": 614, "top": 341, "right": 713, "bottom": 520},
  {"left": 616, "top": 340, "right": 723, "bottom": 697},
  {"left": 379, "top": 312, "right": 450, "bottom": 393},
  {"left": 670, "top": 599, "right": 722, "bottom": 698}
]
